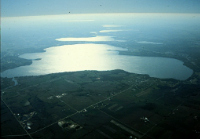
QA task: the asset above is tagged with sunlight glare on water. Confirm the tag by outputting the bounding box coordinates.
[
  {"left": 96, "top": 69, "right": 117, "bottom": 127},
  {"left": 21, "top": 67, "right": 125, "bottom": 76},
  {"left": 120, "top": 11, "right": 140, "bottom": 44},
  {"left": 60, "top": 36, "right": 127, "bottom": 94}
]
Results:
[
  {"left": 1, "top": 13, "right": 197, "bottom": 80},
  {"left": 1, "top": 43, "right": 193, "bottom": 80}
]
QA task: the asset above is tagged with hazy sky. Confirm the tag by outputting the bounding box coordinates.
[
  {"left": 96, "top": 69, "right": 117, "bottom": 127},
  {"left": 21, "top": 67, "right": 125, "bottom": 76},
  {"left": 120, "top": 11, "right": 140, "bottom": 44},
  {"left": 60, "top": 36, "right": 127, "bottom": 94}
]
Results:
[{"left": 1, "top": 0, "right": 200, "bottom": 17}]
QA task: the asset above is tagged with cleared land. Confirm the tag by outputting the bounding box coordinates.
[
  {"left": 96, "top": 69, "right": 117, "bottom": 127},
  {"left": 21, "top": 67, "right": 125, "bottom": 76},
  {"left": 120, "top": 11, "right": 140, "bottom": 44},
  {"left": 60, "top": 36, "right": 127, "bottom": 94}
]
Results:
[{"left": 1, "top": 69, "right": 200, "bottom": 139}]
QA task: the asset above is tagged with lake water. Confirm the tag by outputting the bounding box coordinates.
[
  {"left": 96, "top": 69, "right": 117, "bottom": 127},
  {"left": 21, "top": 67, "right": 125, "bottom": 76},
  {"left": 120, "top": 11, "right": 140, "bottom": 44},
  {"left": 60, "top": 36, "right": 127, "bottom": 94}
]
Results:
[
  {"left": 1, "top": 13, "right": 197, "bottom": 80},
  {"left": 1, "top": 43, "right": 193, "bottom": 80}
]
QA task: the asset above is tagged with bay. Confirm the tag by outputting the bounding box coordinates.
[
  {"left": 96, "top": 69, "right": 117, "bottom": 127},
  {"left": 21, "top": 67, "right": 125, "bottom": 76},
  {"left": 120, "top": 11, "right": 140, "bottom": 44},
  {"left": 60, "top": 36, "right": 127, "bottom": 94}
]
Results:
[{"left": 1, "top": 43, "right": 193, "bottom": 80}]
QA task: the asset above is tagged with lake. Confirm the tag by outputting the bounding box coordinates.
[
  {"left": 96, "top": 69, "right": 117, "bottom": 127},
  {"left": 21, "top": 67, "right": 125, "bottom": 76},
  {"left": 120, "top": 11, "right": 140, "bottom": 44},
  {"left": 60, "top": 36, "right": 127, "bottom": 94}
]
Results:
[
  {"left": 1, "top": 43, "right": 193, "bottom": 80},
  {"left": 1, "top": 13, "right": 197, "bottom": 80}
]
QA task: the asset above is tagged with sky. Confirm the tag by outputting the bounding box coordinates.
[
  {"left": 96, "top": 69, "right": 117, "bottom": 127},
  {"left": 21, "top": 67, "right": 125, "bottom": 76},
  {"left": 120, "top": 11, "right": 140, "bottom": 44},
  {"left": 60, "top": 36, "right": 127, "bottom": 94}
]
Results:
[{"left": 1, "top": 0, "right": 200, "bottom": 17}]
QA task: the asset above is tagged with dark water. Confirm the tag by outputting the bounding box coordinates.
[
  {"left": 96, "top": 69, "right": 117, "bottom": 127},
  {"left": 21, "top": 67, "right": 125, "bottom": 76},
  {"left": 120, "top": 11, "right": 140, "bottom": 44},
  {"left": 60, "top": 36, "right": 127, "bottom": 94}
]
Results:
[{"left": 1, "top": 13, "right": 198, "bottom": 80}]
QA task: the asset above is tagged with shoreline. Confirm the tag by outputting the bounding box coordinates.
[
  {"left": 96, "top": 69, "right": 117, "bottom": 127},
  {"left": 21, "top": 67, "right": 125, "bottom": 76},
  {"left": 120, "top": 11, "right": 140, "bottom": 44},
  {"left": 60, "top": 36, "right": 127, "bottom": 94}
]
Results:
[{"left": 1, "top": 44, "right": 196, "bottom": 81}]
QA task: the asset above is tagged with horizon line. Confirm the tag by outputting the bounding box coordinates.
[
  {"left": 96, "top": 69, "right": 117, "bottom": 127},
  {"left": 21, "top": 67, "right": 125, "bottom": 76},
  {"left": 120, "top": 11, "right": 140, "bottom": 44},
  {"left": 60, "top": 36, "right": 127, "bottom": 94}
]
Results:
[{"left": 2, "top": 12, "right": 200, "bottom": 18}]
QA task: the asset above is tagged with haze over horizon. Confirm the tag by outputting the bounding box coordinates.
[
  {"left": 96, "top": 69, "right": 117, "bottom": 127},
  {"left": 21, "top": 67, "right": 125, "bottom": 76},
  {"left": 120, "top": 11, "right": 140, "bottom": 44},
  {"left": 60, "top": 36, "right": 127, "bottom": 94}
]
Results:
[{"left": 1, "top": 0, "right": 200, "bottom": 17}]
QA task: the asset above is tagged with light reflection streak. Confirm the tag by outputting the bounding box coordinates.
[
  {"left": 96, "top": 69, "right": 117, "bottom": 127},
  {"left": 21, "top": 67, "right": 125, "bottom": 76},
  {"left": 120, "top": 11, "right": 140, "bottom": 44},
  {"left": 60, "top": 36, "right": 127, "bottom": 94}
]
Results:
[
  {"left": 103, "top": 25, "right": 123, "bottom": 27},
  {"left": 55, "top": 36, "right": 124, "bottom": 42},
  {"left": 99, "top": 30, "right": 124, "bottom": 33},
  {"left": 137, "top": 41, "right": 163, "bottom": 45}
]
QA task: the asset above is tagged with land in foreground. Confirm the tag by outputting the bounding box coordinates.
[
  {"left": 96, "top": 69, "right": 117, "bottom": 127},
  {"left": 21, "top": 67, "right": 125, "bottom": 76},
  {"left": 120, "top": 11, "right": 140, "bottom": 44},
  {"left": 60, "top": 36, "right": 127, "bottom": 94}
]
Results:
[{"left": 1, "top": 69, "right": 200, "bottom": 139}]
